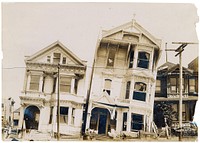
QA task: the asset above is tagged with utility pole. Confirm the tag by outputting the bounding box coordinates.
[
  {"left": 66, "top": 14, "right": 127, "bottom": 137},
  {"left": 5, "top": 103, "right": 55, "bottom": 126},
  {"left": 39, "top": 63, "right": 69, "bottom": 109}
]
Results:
[
  {"left": 166, "top": 42, "right": 197, "bottom": 141},
  {"left": 57, "top": 63, "right": 60, "bottom": 140}
]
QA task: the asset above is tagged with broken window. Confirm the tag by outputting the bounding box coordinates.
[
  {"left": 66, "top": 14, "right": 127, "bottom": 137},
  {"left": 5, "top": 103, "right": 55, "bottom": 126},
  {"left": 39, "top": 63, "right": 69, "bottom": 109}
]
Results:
[
  {"left": 156, "top": 80, "right": 161, "bottom": 93},
  {"left": 133, "top": 82, "right": 146, "bottom": 101},
  {"left": 62, "top": 57, "right": 66, "bottom": 64},
  {"left": 60, "top": 77, "right": 71, "bottom": 93},
  {"left": 137, "top": 52, "right": 150, "bottom": 69},
  {"left": 122, "top": 112, "right": 127, "bottom": 131},
  {"left": 53, "top": 53, "right": 61, "bottom": 64},
  {"left": 189, "top": 78, "right": 195, "bottom": 92},
  {"left": 129, "top": 49, "right": 134, "bottom": 68},
  {"left": 125, "top": 81, "right": 131, "bottom": 99},
  {"left": 29, "top": 75, "right": 40, "bottom": 91},
  {"left": 103, "top": 79, "right": 112, "bottom": 95},
  {"left": 131, "top": 113, "right": 144, "bottom": 131},
  {"left": 107, "top": 48, "right": 116, "bottom": 67},
  {"left": 60, "top": 107, "right": 68, "bottom": 124}
]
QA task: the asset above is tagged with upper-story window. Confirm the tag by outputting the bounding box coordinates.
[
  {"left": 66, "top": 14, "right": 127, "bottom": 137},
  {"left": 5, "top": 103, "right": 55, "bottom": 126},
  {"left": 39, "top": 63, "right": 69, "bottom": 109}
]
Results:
[
  {"left": 137, "top": 52, "right": 150, "bottom": 69},
  {"left": 60, "top": 107, "right": 68, "bottom": 124},
  {"left": 47, "top": 56, "right": 51, "bottom": 63},
  {"left": 189, "top": 78, "right": 195, "bottom": 92},
  {"left": 62, "top": 57, "right": 66, "bottom": 64},
  {"left": 125, "top": 81, "right": 131, "bottom": 99},
  {"left": 29, "top": 75, "right": 40, "bottom": 91},
  {"left": 107, "top": 48, "right": 116, "bottom": 67},
  {"left": 129, "top": 49, "right": 134, "bottom": 68},
  {"left": 53, "top": 53, "right": 61, "bottom": 64},
  {"left": 133, "top": 82, "right": 147, "bottom": 101},
  {"left": 60, "top": 77, "right": 71, "bottom": 93},
  {"left": 155, "top": 80, "right": 161, "bottom": 93},
  {"left": 170, "top": 78, "right": 177, "bottom": 93},
  {"left": 103, "top": 79, "right": 112, "bottom": 95}
]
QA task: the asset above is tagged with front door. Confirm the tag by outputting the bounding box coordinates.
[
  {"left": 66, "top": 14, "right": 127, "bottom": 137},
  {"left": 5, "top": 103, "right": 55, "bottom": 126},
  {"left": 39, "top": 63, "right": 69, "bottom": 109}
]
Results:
[{"left": 98, "top": 114, "right": 107, "bottom": 134}]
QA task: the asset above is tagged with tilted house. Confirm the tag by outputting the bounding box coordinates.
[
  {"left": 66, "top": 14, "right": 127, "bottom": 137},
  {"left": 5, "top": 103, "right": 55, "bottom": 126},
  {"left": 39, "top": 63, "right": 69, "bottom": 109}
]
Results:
[
  {"left": 18, "top": 41, "right": 87, "bottom": 135},
  {"left": 85, "top": 20, "right": 162, "bottom": 135}
]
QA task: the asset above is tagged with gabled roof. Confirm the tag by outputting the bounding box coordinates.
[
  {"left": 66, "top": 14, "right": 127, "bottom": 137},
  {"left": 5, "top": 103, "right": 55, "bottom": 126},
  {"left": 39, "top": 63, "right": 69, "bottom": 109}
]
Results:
[
  {"left": 26, "top": 41, "right": 86, "bottom": 66},
  {"left": 102, "top": 19, "right": 161, "bottom": 47},
  {"left": 158, "top": 62, "right": 176, "bottom": 71},
  {"left": 158, "top": 62, "right": 193, "bottom": 76}
]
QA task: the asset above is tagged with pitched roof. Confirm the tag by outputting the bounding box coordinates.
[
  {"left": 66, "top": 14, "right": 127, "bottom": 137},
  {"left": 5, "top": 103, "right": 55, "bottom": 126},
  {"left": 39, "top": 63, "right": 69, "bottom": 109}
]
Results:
[
  {"left": 26, "top": 41, "right": 86, "bottom": 66},
  {"left": 102, "top": 19, "right": 161, "bottom": 47},
  {"left": 158, "top": 62, "right": 193, "bottom": 76}
]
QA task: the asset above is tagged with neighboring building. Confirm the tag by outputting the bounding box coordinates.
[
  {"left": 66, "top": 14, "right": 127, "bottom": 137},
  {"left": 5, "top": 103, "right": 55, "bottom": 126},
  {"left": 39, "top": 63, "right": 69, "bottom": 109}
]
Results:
[
  {"left": 18, "top": 41, "right": 87, "bottom": 135},
  {"left": 154, "top": 61, "right": 198, "bottom": 128},
  {"left": 85, "top": 20, "right": 161, "bottom": 135}
]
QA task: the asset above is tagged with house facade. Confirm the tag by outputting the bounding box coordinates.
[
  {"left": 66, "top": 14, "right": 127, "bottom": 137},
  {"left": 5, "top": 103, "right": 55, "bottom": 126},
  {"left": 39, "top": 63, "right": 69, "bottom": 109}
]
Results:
[
  {"left": 154, "top": 61, "right": 198, "bottom": 128},
  {"left": 85, "top": 20, "right": 161, "bottom": 135},
  {"left": 18, "top": 41, "right": 87, "bottom": 135}
]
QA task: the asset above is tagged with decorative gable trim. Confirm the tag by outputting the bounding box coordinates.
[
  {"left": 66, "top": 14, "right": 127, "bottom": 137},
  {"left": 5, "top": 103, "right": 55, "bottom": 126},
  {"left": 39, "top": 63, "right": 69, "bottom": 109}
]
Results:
[{"left": 26, "top": 41, "right": 86, "bottom": 66}]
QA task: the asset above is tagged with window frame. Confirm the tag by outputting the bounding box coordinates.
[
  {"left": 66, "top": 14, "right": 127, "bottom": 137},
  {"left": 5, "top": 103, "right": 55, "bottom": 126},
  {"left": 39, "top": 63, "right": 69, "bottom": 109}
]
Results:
[
  {"left": 103, "top": 79, "right": 112, "bottom": 95},
  {"left": 29, "top": 75, "right": 40, "bottom": 91},
  {"left": 137, "top": 51, "right": 150, "bottom": 69},
  {"left": 53, "top": 53, "right": 61, "bottom": 64},
  {"left": 60, "top": 76, "right": 72, "bottom": 93},
  {"left": 106, "top": 48, "right": 116, "bottom": 67},
  {"left": 133, "top": 82, "right": 147, "bottom": 102}
]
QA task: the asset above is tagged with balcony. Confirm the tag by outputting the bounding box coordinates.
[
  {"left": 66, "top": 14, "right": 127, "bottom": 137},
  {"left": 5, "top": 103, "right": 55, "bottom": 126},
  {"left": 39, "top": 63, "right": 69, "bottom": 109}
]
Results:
[{"left": 167, "top": 93, "right": 188, "bottom": 98}]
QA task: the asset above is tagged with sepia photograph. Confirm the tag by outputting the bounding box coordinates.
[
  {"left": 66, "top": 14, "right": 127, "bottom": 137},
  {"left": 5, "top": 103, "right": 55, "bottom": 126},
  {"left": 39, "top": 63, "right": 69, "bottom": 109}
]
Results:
[{"left": 1, "top": 2, "right": 199, "bottom": 141}]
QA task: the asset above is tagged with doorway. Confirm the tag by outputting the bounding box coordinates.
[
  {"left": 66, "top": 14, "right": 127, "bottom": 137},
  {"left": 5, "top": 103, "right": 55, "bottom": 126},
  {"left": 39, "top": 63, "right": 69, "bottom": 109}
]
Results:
[
  {"left": 24, "top": 105, "right": 40, "bottom": 130},
  {"left": 90, "top": 107, "right": 110, "bottom": 135}
]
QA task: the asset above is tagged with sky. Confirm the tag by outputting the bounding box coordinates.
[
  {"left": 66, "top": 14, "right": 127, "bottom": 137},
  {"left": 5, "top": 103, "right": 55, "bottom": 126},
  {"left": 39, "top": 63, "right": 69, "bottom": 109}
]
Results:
[{"left": 2, "top": 3, "right": 199, "bottom": 109}]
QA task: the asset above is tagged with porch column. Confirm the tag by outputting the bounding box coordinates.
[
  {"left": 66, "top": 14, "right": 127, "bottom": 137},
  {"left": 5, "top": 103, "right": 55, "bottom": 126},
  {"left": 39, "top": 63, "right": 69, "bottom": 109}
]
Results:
[
  {"left": 116, "top": 110, "right": 122, "bottom": 132},
  {"left": 52, "top": 106, "right": 57, "bottom": 132},
  {"left": 85, "top": 102, "right": 92, "bottom": 130},
  {"left": 68, "top": 107, "right": 72, "bottom": 125},
  {"left": 127, "top": 110, "right": 131, "bottom": 132},
  {"left": 18, "top": 106, "right": 25, "bottom": 129}
]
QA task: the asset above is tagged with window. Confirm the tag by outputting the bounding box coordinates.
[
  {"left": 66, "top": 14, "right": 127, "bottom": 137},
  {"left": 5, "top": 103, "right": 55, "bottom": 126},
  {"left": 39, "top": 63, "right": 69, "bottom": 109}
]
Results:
[
  {"left": 170, "top": 78, "right": 177, "bottom": 93},
  {"left": 133, "top": 82, "right": 146, "bottom": 101},
  {"left": 156, "top": 80, "right": 161, "bottom": 93},
  {"left": 131, "top": 113, "right": 143, "bottom": 131},
  {"left": 107, "top": 48, "right": 116, "bottom": 67},
  {"left": 125, "top": 81, "right": 131, "bottom": 99},
  {"left": 47, "top": 56, "right": 51, "bottom": 63},
  {"left": 60, "top": 107, "right": 68, "bottom": 124},
  {"left": 29, "top": 75, "right": 40, "bottom": 91},
  {"left": 62, "top": 57, "right": 66, "bottom": 64},
  {"left": 137, "top": 52, "right": 150, "bottom": 69},
  {"left": 103, "top": 79, "right": 112, "bottom": 95},
  {"left": 178, "top": 78, "right": 185, "bottom": 92},
  {"left": 129, "top": 49, "right": 134, "bottom": 68},
  {"left": 13, "top": 120, "right": 19, "bottom": 126},
  {"left": 189, "top": 79, "right": 195, "bottom": 92},
  {"left": 60, "top": 77, "right": 71, "bottom": 93},
  {"left": 182, "top": 104, "right": 186, "bottom": 121},
  {"left": 122, "top": 112, "right": 127, "bottom": 131},
  {"left": 53, "top": 53, "right": 61, "bottom": 64}
]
